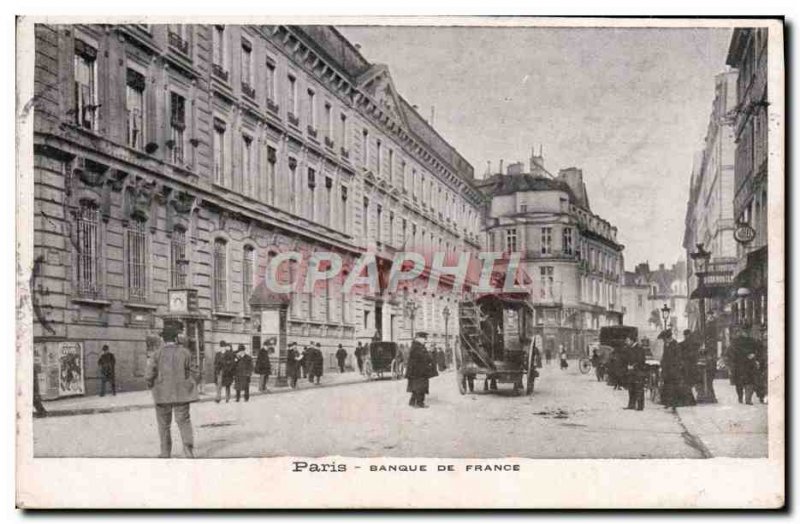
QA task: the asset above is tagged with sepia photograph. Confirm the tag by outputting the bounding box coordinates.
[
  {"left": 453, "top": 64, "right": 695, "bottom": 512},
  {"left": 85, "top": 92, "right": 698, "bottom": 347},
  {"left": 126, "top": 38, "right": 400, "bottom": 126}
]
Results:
[{"left": 15, "top": 14, "right": 785, "bottom": 508}]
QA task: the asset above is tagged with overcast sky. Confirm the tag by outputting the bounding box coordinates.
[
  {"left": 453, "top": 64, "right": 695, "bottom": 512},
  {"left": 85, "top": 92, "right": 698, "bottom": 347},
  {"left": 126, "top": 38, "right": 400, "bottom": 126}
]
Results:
[{"left": 339, "top": 25, "right": 733, "bottom": 270}]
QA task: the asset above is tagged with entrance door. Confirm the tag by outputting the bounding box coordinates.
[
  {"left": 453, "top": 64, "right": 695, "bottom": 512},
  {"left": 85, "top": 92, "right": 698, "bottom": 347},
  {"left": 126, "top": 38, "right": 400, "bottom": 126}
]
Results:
[{"left": 374, "top": 302, "right": 383, "bottom": 340}]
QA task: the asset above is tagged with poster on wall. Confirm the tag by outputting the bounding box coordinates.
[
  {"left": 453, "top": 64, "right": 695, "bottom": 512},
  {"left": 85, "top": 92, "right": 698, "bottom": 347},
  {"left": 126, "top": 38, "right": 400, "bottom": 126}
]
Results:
[
  {"left": 57, "top": 342, "right": 85, "bottom": 397},
  {"left": 260, "top": 310, "right": 281, "bottom": 338}
]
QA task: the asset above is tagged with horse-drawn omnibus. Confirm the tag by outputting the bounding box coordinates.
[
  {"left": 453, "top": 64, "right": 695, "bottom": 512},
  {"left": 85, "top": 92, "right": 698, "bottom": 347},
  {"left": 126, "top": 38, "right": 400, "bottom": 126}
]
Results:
[{"left": 454, "top": 292, "right": 539, "bottom": 396}]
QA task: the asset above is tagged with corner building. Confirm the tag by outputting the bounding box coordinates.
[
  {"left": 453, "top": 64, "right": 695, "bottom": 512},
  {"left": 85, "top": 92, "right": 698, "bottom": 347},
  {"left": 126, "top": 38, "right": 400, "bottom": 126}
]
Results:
[
  {"left": 477, "top": 154, "right": 624, "bottom": 358},
  {"left": 31, "top": 24, "right": 483, "bottom": 397}
]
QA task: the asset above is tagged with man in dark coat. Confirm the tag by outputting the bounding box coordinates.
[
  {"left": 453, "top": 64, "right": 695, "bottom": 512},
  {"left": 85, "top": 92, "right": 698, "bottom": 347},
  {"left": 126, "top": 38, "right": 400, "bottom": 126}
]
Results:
[
  {"left": 286, "top": 343, "right": 300, "bottom": 388},
  {"left": 255, "top": 340, "right": 273, "bottom": 392},
  {"left": 308, "top": 343, "right": 324, "bottom": 384},
  {"left": 146, "top": 332, "right": 199, "bottom": 458},
  {"left": 234, "top": 345, "right": 254, "bottom": 402},
  {"left": 436, "top": 346, "right": 447, "bottom": 372},
  {"left": 218, "top": 344, "right": 237, "bottom": 403},
  {"left": 98, "top": 344, "right": 116, "bottom": 396},
  {"left": 406, "top": 332, "right": 437, "bottom": 408},
  {"left": 731, "top": 331, "right": 760, "bottom": 404},
  {"left": 679, "top": 330, "right": 699, "bottom": 393},
  {"left": 214, "top": 341, "right": 232, "bottom": 403},
  {"left": 355, "top": 342, "right": 365, "bottom": 374},
  {"left": 659, "top": 330, "right": 681, "bottom": 408},
  {"left": 624, "top": 335, "right": 646, "bottom": 411},
  {"left": 335, "top": 344, "right": 347, "bottom": 373}
]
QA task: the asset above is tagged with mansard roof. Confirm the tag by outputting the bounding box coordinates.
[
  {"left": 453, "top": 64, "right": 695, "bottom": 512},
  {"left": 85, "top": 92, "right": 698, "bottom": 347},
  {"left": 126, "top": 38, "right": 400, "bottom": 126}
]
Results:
[
  {"left": 480, "top": 173, "right": 578, "bottom": 202},
  {"left": 292, "top": 26, "right": 476, "bottom": 182}
]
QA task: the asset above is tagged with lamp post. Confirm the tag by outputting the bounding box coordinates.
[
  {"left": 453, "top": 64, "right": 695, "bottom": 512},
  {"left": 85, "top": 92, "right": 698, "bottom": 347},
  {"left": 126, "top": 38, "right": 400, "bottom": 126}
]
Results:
[
  {"left": 690, "top": 242, "right": 716, "bottom": 403},
  {"left": 404, "top": 296, "right": 418, "bottom": 341},
  {"left": 443, "top": 306, "right": 451, "bottom": 353},
  {"left": 660, "top": 303, "right": 671, "bottom": 332}
]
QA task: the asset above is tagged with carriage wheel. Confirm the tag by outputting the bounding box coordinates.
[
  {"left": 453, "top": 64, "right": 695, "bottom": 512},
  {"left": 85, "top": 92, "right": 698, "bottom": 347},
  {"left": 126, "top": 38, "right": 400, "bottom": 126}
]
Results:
[{"left": 579, "top": 358, "right": 592, "bottom": 374}]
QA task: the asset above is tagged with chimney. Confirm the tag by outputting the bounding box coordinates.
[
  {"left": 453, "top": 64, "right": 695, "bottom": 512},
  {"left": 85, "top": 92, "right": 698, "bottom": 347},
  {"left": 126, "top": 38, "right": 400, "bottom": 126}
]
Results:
[
  {"left": 499, "top": 159, "right": 504, "bottom": 175},
  {"left": 530, "top": 145, "right": 546, "bottom": 176},
  {"left": 430, "top": 106, "right": 435, "bottom": 126},
  {"left": 507, "top": 162, "right": 524, "bottom": 175},
  {"left": 558, "top": 167, "right": 587, "bottom": 208}
]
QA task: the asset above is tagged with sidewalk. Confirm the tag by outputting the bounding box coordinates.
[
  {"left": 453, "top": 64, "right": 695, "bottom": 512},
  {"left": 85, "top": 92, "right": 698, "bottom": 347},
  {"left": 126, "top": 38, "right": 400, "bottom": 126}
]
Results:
[
  {"left": 40, "top": 370, "right": 372, "bottom": 418},
  {"left": 676, "top": 378, "right": 769, "bottom": 458}
]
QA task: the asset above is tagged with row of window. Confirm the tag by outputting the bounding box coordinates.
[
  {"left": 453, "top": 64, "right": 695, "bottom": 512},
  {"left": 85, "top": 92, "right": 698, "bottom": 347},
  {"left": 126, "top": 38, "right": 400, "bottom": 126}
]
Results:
[
  {"left": 210, "top": 26, "right": 479, "bottom": 234},
  {"left": 579, "top": 275, "right": 618, "bottom": 307}
]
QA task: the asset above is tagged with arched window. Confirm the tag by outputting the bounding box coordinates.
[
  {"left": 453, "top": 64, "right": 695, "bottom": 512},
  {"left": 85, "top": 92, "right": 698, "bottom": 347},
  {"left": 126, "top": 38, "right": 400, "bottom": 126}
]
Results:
[{"left": 213, "top": 239, "right": 228, "bottom": 311}]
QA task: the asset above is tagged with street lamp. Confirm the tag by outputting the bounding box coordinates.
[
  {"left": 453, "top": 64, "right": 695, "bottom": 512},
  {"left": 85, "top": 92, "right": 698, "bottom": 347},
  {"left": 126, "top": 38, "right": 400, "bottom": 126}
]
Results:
[
  {"left": 690, "top": 242, "right": 716, "bottom": 403},
  {"left": 443, "top": 305, "right": 451, "bottom": 354},
  {"left": 404, "top": 294, "right": 419, "bottom": 340},
  {"left": 660, "top": 303, "right": 671, "bottom": 332}
]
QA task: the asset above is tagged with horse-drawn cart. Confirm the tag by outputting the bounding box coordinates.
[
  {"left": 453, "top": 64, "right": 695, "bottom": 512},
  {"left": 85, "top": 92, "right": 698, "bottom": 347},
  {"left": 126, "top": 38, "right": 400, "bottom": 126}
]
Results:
[{"left": 455, "top": 293, "right": 538, "bottom": 396}]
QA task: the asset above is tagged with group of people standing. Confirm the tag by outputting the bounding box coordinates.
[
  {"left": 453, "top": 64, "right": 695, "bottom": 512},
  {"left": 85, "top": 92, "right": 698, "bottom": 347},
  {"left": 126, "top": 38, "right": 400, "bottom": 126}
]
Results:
[
  {"left": 728, "top": 328, "right": 767, "bottom": 405},
  {"left": 286, "top": 342, "right": 325, "bottom": 387},
  {"left": 213, "top": 341, "right": 263, "bottom": 403}
]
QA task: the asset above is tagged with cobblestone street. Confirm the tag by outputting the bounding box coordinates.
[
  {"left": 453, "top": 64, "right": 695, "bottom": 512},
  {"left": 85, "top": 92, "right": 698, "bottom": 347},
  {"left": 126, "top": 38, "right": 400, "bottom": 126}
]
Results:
[{"left": 33, "top": 362, "right": 767, "bottom": 459}]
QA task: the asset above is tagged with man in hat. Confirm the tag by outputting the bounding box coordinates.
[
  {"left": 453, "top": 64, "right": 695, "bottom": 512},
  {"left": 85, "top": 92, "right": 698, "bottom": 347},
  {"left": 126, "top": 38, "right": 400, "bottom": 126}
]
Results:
[
  {"left": 255, "top": 339, "right": 274, "bottom": 392},
  {"left": 216, "top": 342, "right": 237, "bottom": 403},
  {"left": 98, "top": 344, "right": 117, "bottom": 397},
  {"left": 146, "top": 331, "right": 199, "bottom": 458},
  {"left": 308, "top": 343, "right": 324, "bottom": 385},
  {"left": 406, "top": 331, "right": 437, "bottom": 408},
  {"left": 336, "top": 344, "right": 348, "bottom": 373},
  {"left": 624, "top": 335, "right": 646, "bottom": 411},
  {"left": 286, "top": 342, "right": 300, "bottom": 388},
  {"left": 355, "top": 341, "right": 365, "bottom": 374},
  {"left": 234, "top": 345, "right": 254, "bottom": 402},
  {"left": 659, "top": 329, "right": 681, "bottom": 408}
]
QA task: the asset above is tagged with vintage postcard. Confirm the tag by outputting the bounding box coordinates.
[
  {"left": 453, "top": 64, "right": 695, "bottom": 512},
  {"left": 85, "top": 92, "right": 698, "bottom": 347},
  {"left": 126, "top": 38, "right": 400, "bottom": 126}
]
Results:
[{"left": 15, "top": 15, "right": 784, "bottom": 508}]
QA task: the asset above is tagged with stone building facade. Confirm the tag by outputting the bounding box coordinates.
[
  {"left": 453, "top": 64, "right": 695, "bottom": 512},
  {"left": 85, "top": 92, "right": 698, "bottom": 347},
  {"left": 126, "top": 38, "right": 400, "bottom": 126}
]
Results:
[
  {"left": 31, "top": 24, "right": 483, "bottom": 398},
  {"left": 682, "top": 70, "right": 738, "bottom": 332},
  {"left": 477, "top": 153, "right": 624, "bottom": 358},
  {"left": 725, "top": 27, "right": 769, "bottom": 344}
]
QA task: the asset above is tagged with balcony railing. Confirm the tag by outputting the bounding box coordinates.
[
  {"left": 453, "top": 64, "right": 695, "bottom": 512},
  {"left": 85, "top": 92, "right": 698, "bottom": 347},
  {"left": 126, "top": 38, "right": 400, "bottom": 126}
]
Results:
[
  {"left": 168, "top": 31, "right": 189, "bottom": 55},
  {"left": 212, "top": 63, "right": 229, "bottom": 83}
]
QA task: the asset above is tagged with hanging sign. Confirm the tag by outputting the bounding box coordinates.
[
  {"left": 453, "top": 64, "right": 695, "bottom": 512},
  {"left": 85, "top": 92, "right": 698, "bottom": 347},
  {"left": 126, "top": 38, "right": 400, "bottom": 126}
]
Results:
[{"left": 734, "top": 223, "right": 756, "bottom": 244}]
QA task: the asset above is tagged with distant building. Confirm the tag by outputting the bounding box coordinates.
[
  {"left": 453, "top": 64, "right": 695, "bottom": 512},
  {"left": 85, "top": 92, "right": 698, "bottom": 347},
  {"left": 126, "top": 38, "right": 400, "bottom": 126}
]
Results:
[
  {"left": 725, "top": 28, "right": 769, "bottom": 343},
  {"left": 620, "top": 262, "right": 689, "bottom": 345},
  {"left": 477, "top": 151, "right": 624, "bottom": 358},
  {"left": 682, "top": 70, "right": 738, "bottom": 333}
]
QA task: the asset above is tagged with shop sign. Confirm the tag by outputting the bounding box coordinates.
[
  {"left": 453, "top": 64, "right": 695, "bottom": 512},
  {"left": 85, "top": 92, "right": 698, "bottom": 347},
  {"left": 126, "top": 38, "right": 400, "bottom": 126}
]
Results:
[{"left": 734, "top": 223, "right": 756, "bottom": 244}]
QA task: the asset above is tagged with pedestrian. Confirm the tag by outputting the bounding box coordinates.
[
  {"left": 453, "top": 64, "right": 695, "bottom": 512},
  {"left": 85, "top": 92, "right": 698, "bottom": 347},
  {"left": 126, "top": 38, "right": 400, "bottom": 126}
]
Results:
[
  {"left": 355, "top": 341, "right": 364, "bottom": 374},
  {"left": 213, "top": 341, "right": 230, "bottom": 403},
  {"left": 217, "top": 343, "right": 236, "bottom": 403},
  {"left": 755, "top": 336, "right": 768, "bottom": 403},
  {"left": 286, "top": 343, "right": 300, "bottom": 388},
  {"left": 406, "top": 332, "right": 436, "bottom": 408},
  {"left": 300, "top": 345, "right": 310, "bottom": 379},
  {"left": 145, "top": 331, "right": 199, "bottom": 459},
  {"left": 545, "top": 348, "right": 552, "bottom": 365},
  {"left": 591, "top": 348, "right": 603, "bottom": 382},
  {"left": 255, "top": 340, "right": 273, "bottom": 392},
  {"left": 234, "top": 345, "right": 253, "bottom": 402},
  {"left": 436, "top": 346, "right": 446, "bottom": 372},
  {"left": 33, "top": 360, "right": 47, "bottom": 418},
  {"left": 559, "top": 346, "right": 568, "bottom": 370},
  {"left": 308, "top": 343, "right": 324, "bottom": 385},
  {"left": 731, "top": 329, "right": 760, "bottom": 405},
  {"left": 624, "top": 335, "right": 646, "bottom": 411},
  {"left": 98, "top": 344, "right": 116, "bottom": 397},
  {"left": 677, "top": 330, "right": 698, "bottom": 406},
  {"left": 659, "top": 329, "right": 681, "bottom": 408},
  {"left": 335, "top": 344, "right": 347, "bottom": 373}
]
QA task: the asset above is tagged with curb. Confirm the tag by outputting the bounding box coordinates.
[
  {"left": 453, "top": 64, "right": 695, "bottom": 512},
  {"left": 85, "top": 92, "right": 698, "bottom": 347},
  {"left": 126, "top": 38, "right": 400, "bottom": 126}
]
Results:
[{"left": 37, "top": 374, "right": 389, "bottom": 419}]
